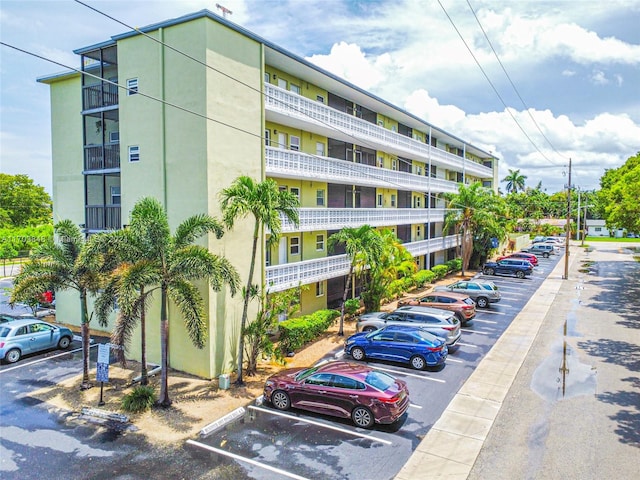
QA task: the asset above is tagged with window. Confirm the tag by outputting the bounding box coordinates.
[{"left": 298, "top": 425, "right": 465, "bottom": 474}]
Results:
[
  {"left": 264, "top": 72, "right": 270, "bottom": 84},
  {"left": 416, "top": 166, "right": 422, "bottom": 176},
  {"left": 391, "top": 125, "right": 397, "bottom": 132},
  {"left": 126, "top": 78, "right": 138, "bottom": 95},
  {"left": 316, "top": 234, "right": 324, "bottom": 251},
  {"left": 392, "top": 159, "right": 397, "bottom": 170},
  {"left": 109, "top": 131, "right": 120, "bottom": 143},
  {"left": 377, "top": 194, "right": 383, "bottom": 207},
  {"left": 128, "top": 145, "right": 140, "bottom": 162},
  {"left": 316, "top": 281, "right": 324, "bottom": 297},
  {"left": 290, "top": 135, "right": 300, "bottom": 151},
  {"left": 391, "top": 194, "right": 396, "bottom": 207},
  {"left": 290, "top": 84, "right": 301, "bottom": 94},
  {"left": 290, "top": 187, "right": 300, "bottom": 200},
  {"left": 430, "top": 165, "right": 437, "bottom": 178},
  {"left": 316, "top": 142, "right": 325, "bottom": 156},
  {"left": 417, "top": 226, "right": 421, "bottom": 237},
  {"left": 277, "top": 78, "right": 287, "bottom": 89},
  {"left": 377, "top": 156, "right": 384, "bottom": 168},
  {"left": 264, "top": 129, "right": 270, "bottom": 147},
  {"left": 595, "top": 227, "right": 602, "bottom": 232},
  {"left": 316, "top": 94, "right": 325, "bottom": 103},
  {"left": 110, "top": 186, "right": 121, "bottom": 205},
  {"left": 290, "top": 237, "right": 299, "bottom": 255},
  {"left": 414, "top": 196, "right": 421, "bottom": 208},
  {"left": 279, "top": 185, "right": 287, "bottom": 192},
  {"left": 316, "top": 189, "right": 325, "bottom": 206}
]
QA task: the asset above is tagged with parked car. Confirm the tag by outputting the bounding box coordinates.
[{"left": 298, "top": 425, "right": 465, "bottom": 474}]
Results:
[
  {"left": 497, "top": 252, "right": 539, "bottom": 266},
  {"left": 357, "top": 306, "right": 461, "bottom": 347},
  {"left": 0, "top": 319, "right": 74, "bottom": 364},
  {"left": 433, "top": 280, "right": 501, "bottom": 308},
  {"left": 345, "top": 325, "right": 447, "bottom": 370},
  {"left": 397, "top": 292, "right": 476, "bottom": 324},
  {"left": 483, "top": 259, "right": 533, "bottom": 278},
  {"left": 263, "top": 360, "right": 410, "bottom": 428},
  {"left": 521, "top": 244, "right": 556, "bottom": 258}
]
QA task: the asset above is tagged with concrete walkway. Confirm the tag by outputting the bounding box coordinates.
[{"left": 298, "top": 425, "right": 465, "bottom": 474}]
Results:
[{"left": 395, "top": 247, "right": 579, "bottom": 479}]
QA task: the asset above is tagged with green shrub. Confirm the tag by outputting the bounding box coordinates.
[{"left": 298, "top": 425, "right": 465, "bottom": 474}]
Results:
[
  {"left": 121, "top": 385, "right": 157, "bottom": 413},
  {"left": 278, "top": 309, "right": 339, "bottom": 353},
  {"left": 413, "top": 269, "right": 436, "bottom": 287},
  {"left": 431, "top": 264, "right": 449, "bottom": 279},
  {"left": 445, "top": 258, "right": 462, "bottom": 272},
  {"left": 387, "top": 278, "right": 406, "bottom": 300},
  {"left": 344, "top": 298, "right": 361, "bottom": 316}
]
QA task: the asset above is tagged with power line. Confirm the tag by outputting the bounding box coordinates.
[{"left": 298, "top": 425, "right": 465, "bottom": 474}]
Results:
[{"left": 436, "top": 0, "right": 562, "bottom": 169}]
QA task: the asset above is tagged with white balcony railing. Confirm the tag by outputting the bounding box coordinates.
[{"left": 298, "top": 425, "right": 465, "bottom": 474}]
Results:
[
  {"left": 264, "top": 84, "right": 493, "bottom": 179},
  {"left": 265, "top": 234, "right": 459, "bottom": 292},
  {"left": 280, "top": 207, "right": 446, "bottom": 232},
  {"left": 266, "top": 147, "right": 459, "bottom": 194}
]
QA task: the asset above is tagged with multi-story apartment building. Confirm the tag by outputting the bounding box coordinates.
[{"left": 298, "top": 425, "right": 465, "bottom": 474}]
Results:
[{"left": 38, "top": 10, "right": 498, "bottom": 378}]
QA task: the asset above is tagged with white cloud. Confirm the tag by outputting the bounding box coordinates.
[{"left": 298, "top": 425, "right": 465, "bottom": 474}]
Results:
[
  {"left": 590, "top": 70, "right": 609, "bottom": 85},
  {"left": 562, "top": 70, "right": 576, "bottom": 77}
]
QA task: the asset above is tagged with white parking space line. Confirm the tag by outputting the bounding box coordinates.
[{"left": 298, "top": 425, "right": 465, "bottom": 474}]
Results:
[
  {"left": 409, "top": 403, "right": 423, "bottom": 409},
  {"left": 371, "top": 366, "right": 446, "bottom": 383},
  {"left": 461, "top": 329, "right": 491, "bottom": 335},
  {"left": 456, "top": 342, "right": 478, "bottom": 348},
  {"left": 478, "top": 309, "right": 506, "bottom": 315},
  {"left": 248, "top": 405, "right": 392, "bottom": 445},
  {"left": 446, "top": 357, "right": 463, "bottom": 363},
  {"left": 472, "top": 318, "right": 497, "bottom": 324},
  {"left": 0, "top": 344, "right": 95, "bottom": 374},
  {"left": 186, "top": 440, "right": 312, "bottom": 480}
]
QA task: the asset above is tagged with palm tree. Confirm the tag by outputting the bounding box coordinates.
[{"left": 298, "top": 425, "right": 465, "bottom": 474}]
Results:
[
  {"left": 11, "top": 220, "right": 104, "bottom": 388},
  {"left": 328, "top": 225, "right": 384, "bottom": 335},
  {"left": 502, "top": 169, "right": 527, "bottom": 194},
  {"left": 220, "top": 177, "right": 299, "bottom": 385},
  {"left": 444, "top": 183, "right": 505, "bottom": 273},
  {"left": 108, "top": 197, "right": 240, "bottom": 406}
]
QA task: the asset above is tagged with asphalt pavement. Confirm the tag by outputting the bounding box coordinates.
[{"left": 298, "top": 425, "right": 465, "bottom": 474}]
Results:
[{"left": 396, "top": 242, "right": 640, "bottom": 479}]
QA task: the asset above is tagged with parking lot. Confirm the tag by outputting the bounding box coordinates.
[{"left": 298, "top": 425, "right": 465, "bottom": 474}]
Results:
[{"left": 186, "top": 253, "right": 563, "bottom": 480}]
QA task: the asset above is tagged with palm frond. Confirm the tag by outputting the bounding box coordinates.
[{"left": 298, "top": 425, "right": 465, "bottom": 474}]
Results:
[
  {"left": 167, "top": 280, "right": 207, "bottom": 349},
  {"left": 174, "top": 214, "right": 226, "bottom": 249}
]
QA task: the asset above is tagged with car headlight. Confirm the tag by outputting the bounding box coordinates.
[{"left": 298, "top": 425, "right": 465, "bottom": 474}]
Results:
[{"left": 346, "top": 339, "right": 355, "bottom": 345}]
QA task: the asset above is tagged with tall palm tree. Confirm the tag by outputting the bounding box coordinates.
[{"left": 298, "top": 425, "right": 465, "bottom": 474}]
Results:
[
  {"left": 108, "top": 197, "right": 240, "bottom": 406},
  {"left": 328, "top": 225, "right": 384, "bottom": 335},
  {"left": 11, "top": 220, "right": 104, "bottom": 388},
  {"left": 220, "top": 177, "right": 299, "bottom": 385},
  {"left": 502, "top": 169, "right": 527, "bottom": 194},
  {"left": 444, "top": 183, "right": 504, "bottom": 273}
]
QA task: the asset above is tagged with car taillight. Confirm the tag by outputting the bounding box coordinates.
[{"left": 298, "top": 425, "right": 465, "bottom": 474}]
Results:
[
  {"left": 379, "top": 394, "right": 401, "bottom": 404},
  {"left": 462, "top": 305, "right": 474, "bottom": 310},
  {"left": 0, "top": 342, "right": 4, "bottom": 348},
  {"left": 442, "top": 325, "right": 457, "bottom": 331},
  {"left": 427, "top": 346, "right": 442, "bottom": 352}
]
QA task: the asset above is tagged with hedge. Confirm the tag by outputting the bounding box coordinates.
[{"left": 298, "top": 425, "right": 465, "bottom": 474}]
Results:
[
  {"left": 431, "top": 264, "right": 450, "bottom": 279},
  {"left": 445, "top": 258, "right": 462, "bottom": 272},
  {"left": 413, "top": 269, "right": 436, "bottom": 287},
  {"left": 278, "top": 309, "right": 340, "bottom": 354}
]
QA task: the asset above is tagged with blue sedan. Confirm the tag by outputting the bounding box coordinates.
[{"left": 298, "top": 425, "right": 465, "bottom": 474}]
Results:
[
  {"left": 0, "top": 319, "right": 74, "bottom": 364},
  {"left": 345, "top": 325, "right": 448, "bottom": 370}
]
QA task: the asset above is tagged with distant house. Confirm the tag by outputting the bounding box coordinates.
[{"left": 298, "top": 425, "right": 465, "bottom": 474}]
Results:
[{"left": 586, "top": 219, "right": 624, "bottom": 238}]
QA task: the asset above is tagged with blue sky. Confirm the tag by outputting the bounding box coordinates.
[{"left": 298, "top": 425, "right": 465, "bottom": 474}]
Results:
[{"left": 1, "top": 0, "right": 639, "bottom": 195}]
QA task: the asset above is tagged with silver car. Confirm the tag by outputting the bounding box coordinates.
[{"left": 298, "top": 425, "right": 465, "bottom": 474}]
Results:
[
  {"left": 433, "top": 280, "right": 501, "bottom": 308},
  {"left": 0, "top": 319, "right": 74, "bottom": 364},
  {"left": 356, "top": 306, "right": 461, "bottom": 347}
]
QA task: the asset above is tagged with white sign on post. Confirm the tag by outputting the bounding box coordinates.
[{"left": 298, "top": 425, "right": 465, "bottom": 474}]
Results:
[{"left": 97, "top": 343, "right": 110, "bottom": 364}]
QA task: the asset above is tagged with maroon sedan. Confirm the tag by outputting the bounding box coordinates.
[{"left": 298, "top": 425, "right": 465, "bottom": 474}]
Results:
[
  {"left": 497, "top": 252, "right": 539, "bottom": 266},
  {"left": 263, "top": 361, "right": 410, "bottom": 428}
]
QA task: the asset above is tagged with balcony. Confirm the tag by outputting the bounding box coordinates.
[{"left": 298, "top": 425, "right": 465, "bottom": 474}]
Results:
[
  {"left": 264, "top": 84, "right": 493, "bottom": 178},
  {"left": 266, "top": 147, "right": 459, "bottom": 194},
  {"left": 266, "top": 234, "right": 459, "bottom": 292},
  {"left": 86, "top": 205, "right": 121, "bottom": 231},
  {"left": 82, "top": 83, "right": 118, "bottom": 111},
  {"left": 280, "top": 207, "right": 446, "bottom": 233},
  {"left": 84, "top": 144, "right": 120, "bottom": 172}
]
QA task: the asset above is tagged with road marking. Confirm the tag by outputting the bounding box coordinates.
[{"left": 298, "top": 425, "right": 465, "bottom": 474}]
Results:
[
  {"left": 456, "top": 342, "right": 478, "bottom": 348},
  {"left": 248, "top": 405, "right": 392, "bottom": 445},
  {"left": 0, "top": 344, "right": 96, "bottom": 374},
  {"left": 477, "top": 309, "right": 506, "bottom": 315},
  {"left": 371, "top": 366, "right": 446, "bottom": 383},
  {"left": 472, "top": 318, "right": 497, "bottom": 324},
  {"left": 461, "top": 329, "right": 491, "bottom": 335},
  {"left": 445, "top": 357, "right": 463, "bottom": 363},
  {"left": 409, "top": 403, "right": 422, "bottom": 409},
  {"left": 186, "top": 439, "right": 312, "bottom": 480}
]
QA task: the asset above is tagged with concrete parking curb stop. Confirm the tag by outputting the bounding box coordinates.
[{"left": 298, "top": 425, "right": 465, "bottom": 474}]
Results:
[{"left": 395, "top": 249, "right": 579, "bottom": 480}]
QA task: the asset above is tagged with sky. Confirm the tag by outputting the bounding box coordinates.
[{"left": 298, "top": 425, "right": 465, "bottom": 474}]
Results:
[{"left": 1, "top": 0, "right": 639, "bottom": 196}]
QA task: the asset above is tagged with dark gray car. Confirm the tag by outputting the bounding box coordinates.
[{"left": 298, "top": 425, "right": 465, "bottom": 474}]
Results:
[
  {"left": 433, "top": 280, "right": 501, "bottom": 308},
  {"left": 356, "top": 306, "right": 461, "bottom": 347}
]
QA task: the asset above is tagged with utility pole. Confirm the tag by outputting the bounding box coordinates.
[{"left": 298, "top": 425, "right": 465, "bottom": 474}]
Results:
[
  {"left": 576, "top": 187, "right": 581, "bottom": 241},
  {"left": 564, "top": 158, "right": 572, "bottom": 280}
]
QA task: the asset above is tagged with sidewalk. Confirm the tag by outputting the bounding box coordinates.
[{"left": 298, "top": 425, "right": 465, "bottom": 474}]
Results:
[{"left": 396, "top": 242, "right": 634, "bottom": 479}]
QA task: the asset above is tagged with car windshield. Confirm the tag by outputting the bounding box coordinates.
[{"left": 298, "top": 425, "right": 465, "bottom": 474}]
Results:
[
  {"left": 364, "top": 370, "right": 396, "bottom": 391},
  {"left": 294, "top": 366, "right": 320, "bottom": 382},
  {"left": 463, "top": 298, "right": 475, "bottom": 305},
  {"left": 0, "top": 326, "right": 10, "bottom": 338}
]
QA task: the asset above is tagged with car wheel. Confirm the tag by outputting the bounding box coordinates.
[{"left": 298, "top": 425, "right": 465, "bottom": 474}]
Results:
[
  {"left": 484, "top": 268, "right": 495, "bottom": 275},
  {"left": 58, "top": 336, "right": 71, "bottom": 349},
  {"left": 410, "top": 355, "right": 426, "bottom": 370},
  {"left": 351, "top": 406, "right": 374, "bottom": 429},
  {"left": 5, "top": 348, "right": 21, "bottom": 364},
  {"left": 271, "top": 390, "right": 291, "bottom": 411},
  {"left": 455, "top": 312, "right": 465, "bottom": 324},
  {"left": 351, "top": 347, "right": 366, "bottom": 361},
  {"left": 363, "top": 326, "right": 377, "bottom": 333},
  {"left": 516, "top": 270, "right": 525, "bottom": 279},
  {"left": 543, "top": 252, "right": 550, "bottom": 258},
  {"left": 476, "top": 297, "right": 489, "bottom": 308}
]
